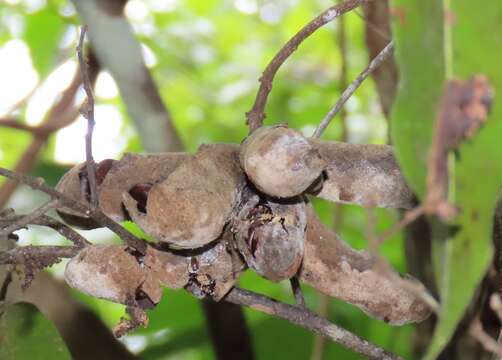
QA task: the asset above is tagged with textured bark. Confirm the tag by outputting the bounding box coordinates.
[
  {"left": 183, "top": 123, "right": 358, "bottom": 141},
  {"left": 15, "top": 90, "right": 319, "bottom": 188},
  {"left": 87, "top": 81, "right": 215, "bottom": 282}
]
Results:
[{"left": 225, "top": 287, "right": 402, "bottom": 360}]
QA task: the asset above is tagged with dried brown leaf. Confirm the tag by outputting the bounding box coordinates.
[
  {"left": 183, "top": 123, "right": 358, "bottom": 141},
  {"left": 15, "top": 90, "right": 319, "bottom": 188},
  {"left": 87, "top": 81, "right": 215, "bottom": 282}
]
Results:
[{"left": 425, "top": 75, "right": 494, "bottom": 220}]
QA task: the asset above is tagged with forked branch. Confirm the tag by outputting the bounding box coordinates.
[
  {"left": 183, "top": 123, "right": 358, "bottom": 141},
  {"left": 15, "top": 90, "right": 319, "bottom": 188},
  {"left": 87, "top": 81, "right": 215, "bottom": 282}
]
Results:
[
  {"left": 312, "top": 41, "right": 394, "bottom": 138},
  {"left": 246, "top": 0, "right": 370, "bottom": 133}
]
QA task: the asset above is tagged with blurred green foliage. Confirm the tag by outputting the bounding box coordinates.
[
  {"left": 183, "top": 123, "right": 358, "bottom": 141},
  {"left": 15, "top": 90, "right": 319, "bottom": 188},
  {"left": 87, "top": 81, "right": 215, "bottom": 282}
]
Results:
[
  {"left": 391, "top": 1, "right": 502, "bottom": 358},
  {"left": 0, "top": 302, "right": 71, "bottom": 359}
]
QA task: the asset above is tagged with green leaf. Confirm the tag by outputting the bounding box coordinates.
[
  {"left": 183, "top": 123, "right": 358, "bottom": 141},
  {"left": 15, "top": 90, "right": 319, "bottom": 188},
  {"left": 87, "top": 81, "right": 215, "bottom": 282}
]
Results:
[
  {"left": 422, "top": 2, "right": 502, "bottom": 358},
  {"left": 390, "top": 0, "right": 446, "bottom": 198},
  {"left": 0, "top": 302, "right": 71, "bottom": 360},
  {"left": 24, "top": 8, "right": 66, "bottom": 76},
  {"left": 391, "top": 1, "right": 502, "bottom": 358}
]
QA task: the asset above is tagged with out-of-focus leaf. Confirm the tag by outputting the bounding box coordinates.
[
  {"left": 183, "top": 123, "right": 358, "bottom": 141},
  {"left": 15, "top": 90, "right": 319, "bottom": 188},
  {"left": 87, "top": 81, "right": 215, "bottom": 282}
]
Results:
[
  {"left": 24, "top": 8, "right": 65, "bottom": 76},
  {"left": 392, "top": 1, "right": 502, "bottom": 358},
  {"left": 0, "top": 302, "right": 71, "bottom": 360},
  {"left": 422, "top": 2, "right": 502, "bottom": 358},
  {"left": 390, "top": 0, "right": 445, "bottom": 198}
]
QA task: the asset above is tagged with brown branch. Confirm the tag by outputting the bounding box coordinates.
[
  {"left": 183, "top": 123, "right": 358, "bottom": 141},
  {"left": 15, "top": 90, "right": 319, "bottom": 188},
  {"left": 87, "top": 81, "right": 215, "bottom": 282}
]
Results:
[
  {"left": 0, "top": 167, "right": 146, "bottom": 253},
  {"left": 225, "top": 287, "right": 402, "bottom": 360},
  {"left": 245, "top": 0, "right": 369, "bottom": 133},
  {"left": 312, "top": 41, "right": 394, "bottom": 138},
  {"left": 0, "top": 214, "right": 90, "bottom": 247},
  {"left": 0, "top": 245, "right": 79, "bottom": 265},
  {"left": 77, "top": 25, "right": 98, "bottom": 208}
]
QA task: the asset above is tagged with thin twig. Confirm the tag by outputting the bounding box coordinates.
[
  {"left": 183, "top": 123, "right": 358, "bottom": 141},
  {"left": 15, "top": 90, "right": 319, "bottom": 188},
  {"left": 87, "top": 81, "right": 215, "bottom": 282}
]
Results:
[
  {"left": 77, "top": 25, "right": 98, "bottom": 208},
  {"left": 0, "top": 214, "right": 90, "bottom": 248},
  {"left": 246, "top": 0, "right": 369, "bottom": 133},
  {"left": 0, "top": 167, "right": 146, "bottom": 253},
  {"left": 0, "top": 200, "right": 58, "bottom": 237},
  {"left": 290, "top": 276, "right": 306, "bottom": 307},
  {"left": 225, "top": 287, "right": 402, "bottom": 360},
  {"left": 312, "top": 41, "right": 394, "bottom": 138},
  {"left": 0, "top": 245, "right": 80, "bottom": 265},
  {"left": 374, "top": 205, "right": 424, "bottom": 246}
]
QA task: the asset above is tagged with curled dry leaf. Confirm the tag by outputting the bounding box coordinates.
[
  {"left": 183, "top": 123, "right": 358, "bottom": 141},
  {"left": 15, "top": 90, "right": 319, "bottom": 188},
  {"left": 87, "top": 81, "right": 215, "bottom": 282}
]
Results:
[
  {"left": 123, "top": 144, "right": 245, "bottom": 249},
  {"left": 308, "top": 139, "right": 415, "bottom": 209},
  {"left": 55, "top": 153, "right": 188, "bottom": 227},
  {"left": 64, "top": 245, "right": 189, "bottom": 307},
  {"left": 299, "top": 207, "right": 430, "bottom": 325},
  {"left": 99, "top": 152, "right": 188, "bottom": 222},
  {"left": 232, "top": 188, "right": 306, "bottom": 282},
  {"left": 240, "top": 125, "right": 325, "bottom": 198},
  {"left": 425, "top": 75, "right": 493, "bottom": 220},
  {"left": 185, "top": 228, "right": 246, "bottom": 300}
]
